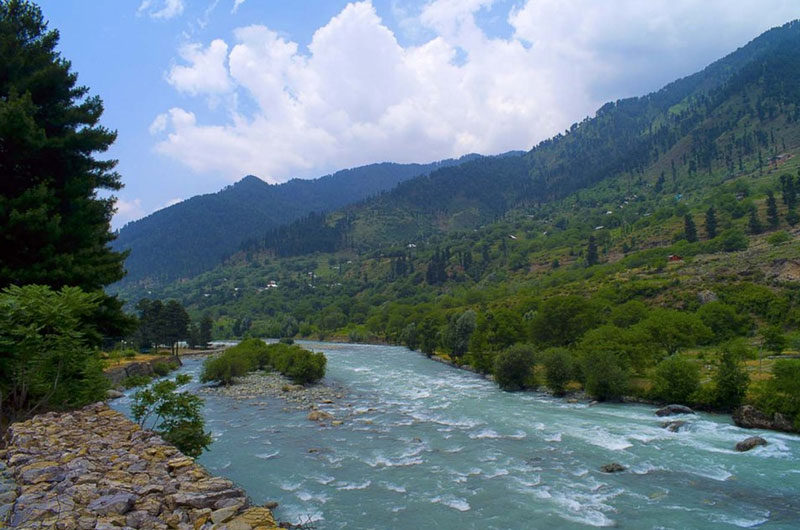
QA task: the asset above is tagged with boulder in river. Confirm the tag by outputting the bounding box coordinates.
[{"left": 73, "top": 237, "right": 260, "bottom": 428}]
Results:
[
  {"left": 735, "top": 436, "right": 767, "bottom": 452},
  {"left": 307, "top": 410, "right": 333, "bottom": 422},
  {"left": 600, "top": 463, "right": 626, "bottom": 473},
  {"left": 106, "top": 389, "right": 124, "bottom": 399},
  {"left": 661, "top": 420, "right": 686, "bottom": 432},
  {"left": 732, "top": 405, "right": 797, "bottom": 433},
  {"left": 655, "top": 404, "right": 695, "bottom": 417}
]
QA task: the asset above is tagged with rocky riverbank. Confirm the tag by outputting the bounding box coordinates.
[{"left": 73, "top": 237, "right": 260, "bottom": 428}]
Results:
[
  {"left": 200, "top": 371, "right": 346, "bottom": 411},
  {"left": 0, "top": 403, "right": 279, "bottom": 529}
]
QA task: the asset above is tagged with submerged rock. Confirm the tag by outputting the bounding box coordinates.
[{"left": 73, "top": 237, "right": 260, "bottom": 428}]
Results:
[
  {"left": 655, "top": 404, "right": 695, "bottom": 417},
  {"left": 661, "top": 420, "right": 687, "bottom": 432},
  {"left": 600, "top": 463, "right": 626, "bottom": 473},
  {"left": 735, "top": 436, "right": 768, "bottom": 452}
]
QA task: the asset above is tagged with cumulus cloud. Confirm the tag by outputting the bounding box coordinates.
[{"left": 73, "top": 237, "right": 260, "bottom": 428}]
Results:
[
  {"left": 114, "top": 197, "right": 145, "bottom": 229},
  {"left": 149, "top": 113, "right": 168, "bottom": 135},
  {"left": 166, "top": 39, "right": 233, "bottom": 96},
  {"left": 138, "top": 0, "right": 184, "bottom": 20},
  {"left": 151, "top": 0, "right": 799, "bottom": 183},
  {"left": 232, "top": 0, "right": 246, "bottom": 14}
]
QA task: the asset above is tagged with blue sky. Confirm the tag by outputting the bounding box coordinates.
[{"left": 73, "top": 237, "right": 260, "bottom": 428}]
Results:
[{"left": 36, "top": 1, "right": 799, "bottom": 229}]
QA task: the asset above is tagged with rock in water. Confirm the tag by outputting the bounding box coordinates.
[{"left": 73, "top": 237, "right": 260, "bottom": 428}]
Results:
[
  {"left": 600, "top": 463, "right": 626, "bottom": 473},
  {"left": 307, "top": 410, "right": 333, "bottom": 422},
  {"left": 733, "top": 405, "right": 797, "bottom": 433},
  {"left": 106, "top": 389, "right": 124, "bottom": 399},
  {"left": 735, "top": 436, "right": 768, "bottom": 452},
  {"left": 661, "top": 420, "right": 686, "bottom": 432},
  {"left": 655, "top": 404, "right": 695, "bottom": 417}
]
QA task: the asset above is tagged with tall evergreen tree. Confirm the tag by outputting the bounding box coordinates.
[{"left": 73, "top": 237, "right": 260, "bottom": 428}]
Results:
[
  {"left": 684, "top": 214, "right": 698, "bottom": 242},
  {"left": 766, "top": 192, "right": 780, "bottom": 229},
  {"left": 705, "top": 207, "right": 718, "bottom": 239},
  {"left": 748, "top": 207, "right": 763, "bottom": 235},
  {"left": 586, "top": 236, "right": 598, "bottom": 266},
  {"left": 0, "top": 1, "right": 129, "bottom": 338}
]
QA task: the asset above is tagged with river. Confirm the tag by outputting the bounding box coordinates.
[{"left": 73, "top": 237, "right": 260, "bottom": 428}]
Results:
[{"left": 113, "top": 342, "right": 800, "bottom": 529}]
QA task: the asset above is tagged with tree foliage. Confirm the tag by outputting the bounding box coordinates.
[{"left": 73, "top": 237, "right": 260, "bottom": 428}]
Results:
[
  {"left": 651, "top": 356, "right": 700, "bottom": 404},
  {"left": 0, "top": 0, "right": 129, "bottom": 337},
  {"left": 713, "top": 342, "right": 750, "bottom": 410},
  {"left": 0, "top": 285, "right": 108, "bottom": 425},
  {"left": 493, "top": 344, "right": 536, "bottom": 391},
  {"left": 131, "top": 374, "right": 211, "bottom": 458}
]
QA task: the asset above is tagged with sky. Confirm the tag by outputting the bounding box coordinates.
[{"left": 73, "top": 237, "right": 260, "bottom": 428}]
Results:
[{"left": 36, "top": 1, "right": 800, "bottom": 230}]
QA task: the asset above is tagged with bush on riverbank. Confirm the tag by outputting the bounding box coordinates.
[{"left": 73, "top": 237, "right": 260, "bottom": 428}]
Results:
[
  {"left": 201, "top": 339, "right": 326, "bottom": 385},
  {"left": 494, "top": 344, "right": 536, "bottom": 391}
]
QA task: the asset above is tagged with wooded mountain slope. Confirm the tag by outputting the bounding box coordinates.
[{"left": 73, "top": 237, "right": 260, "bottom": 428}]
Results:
[{"left": 112, "top": 155, "right": 485, "bottom": 287}]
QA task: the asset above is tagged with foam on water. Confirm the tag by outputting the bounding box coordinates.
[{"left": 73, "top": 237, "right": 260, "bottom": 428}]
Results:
[
  {"left": 431, "top": 495, "right": 471, "bottom": 512},
  {"left": 112, "top": 344, "right": 800, "bottom": 530}
]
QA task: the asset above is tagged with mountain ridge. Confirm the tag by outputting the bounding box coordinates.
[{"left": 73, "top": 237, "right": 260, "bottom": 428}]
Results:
[{"left": 112, "top": 154, "right": 490, "bottom": 288}]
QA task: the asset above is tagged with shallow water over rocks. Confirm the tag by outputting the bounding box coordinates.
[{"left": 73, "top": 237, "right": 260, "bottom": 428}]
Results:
[{"left": 114, "top": 342, "right": 800, "bottom": 529}]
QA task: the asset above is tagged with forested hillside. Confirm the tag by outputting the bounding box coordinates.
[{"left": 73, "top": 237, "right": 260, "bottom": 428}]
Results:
[
  {"left": 112, "top": 155, "right": 485, "bottom": 287},
  {"left": 120, "top": 21, "right": 800, "bottom": 422},
  {"left": 233, "top": 20, "right": 800, "bottom": 258}
]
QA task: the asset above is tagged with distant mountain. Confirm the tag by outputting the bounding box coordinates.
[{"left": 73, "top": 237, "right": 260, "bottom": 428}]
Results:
[
  {"left": 239, "top": 20, "right": 800, "bottom": 257},
  {"left": 112, "top": 155, "right": 483, "bottom": 287}
]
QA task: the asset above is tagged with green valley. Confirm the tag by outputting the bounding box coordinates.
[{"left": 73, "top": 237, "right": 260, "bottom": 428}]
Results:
[{"left": 118, "top": 21, "right": 800, "bottom": 428}]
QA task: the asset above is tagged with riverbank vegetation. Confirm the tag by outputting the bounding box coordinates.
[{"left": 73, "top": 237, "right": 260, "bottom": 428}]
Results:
[
  {"left": 201, "top": 339, "right": 327, "bottom": 386},
  {"left": 127, "top": 19, "right": 800, "bottom": 429}
]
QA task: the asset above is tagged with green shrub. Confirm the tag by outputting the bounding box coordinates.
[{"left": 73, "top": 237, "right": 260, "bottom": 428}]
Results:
[
  {"left": 200, "top": 340, "right": 326, "bottom": 385},
  {"left": 123, "top": 374, "right": 153, "bottom": 389},
  {"left": 751, "top": 359, "right": 800, "bottom": 429},
  {"left": 582, "top": 350, "right": 629, "bottom": 401},
  {"left": 719, "top": 228, "right": 748, "bottom": 252},
  {"left": 152, "top": 361, "right": 176, "bottom": 377},
  {"left": 651, "top": 356, "right": 700, "bottom": 404},
  {"left": 132, "top": 375, "right": 211, "bottom": 458},
  {"left": 200, "top": 352, "right": 251, "bottom": 385},
  {"left": 493, "top": 344, "right": 536, "bottom": 391},
  {"left": 767, "top": 230, "right": 791, "bottom": 245},
  {"left": 712, "top": 342, "right": 750, "bottom": 410},
  {"left": 696, "top": 302, "right": 751, "bottom": 343},
  {"left": 543, "top": 348, "right": 572, "bottom": 396},
  {"left": 269, "top": 343, "right": 327, "bottom": 384},
  {"left": 0, "top": 285, "right": 109, "bottom": 422}
]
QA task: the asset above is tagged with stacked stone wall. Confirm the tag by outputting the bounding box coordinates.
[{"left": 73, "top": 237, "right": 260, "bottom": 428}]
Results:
[{"left": 0, "top": 403, "right": 278, "bottom": 530}]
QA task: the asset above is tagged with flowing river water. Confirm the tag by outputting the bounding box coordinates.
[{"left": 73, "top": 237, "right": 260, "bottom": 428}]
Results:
[{"left": 113, "top": 342, "right": 800, "bottom": 529}]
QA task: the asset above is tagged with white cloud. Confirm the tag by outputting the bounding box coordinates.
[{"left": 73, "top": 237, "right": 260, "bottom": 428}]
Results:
[
  {"left": 138, "top": 0, "right": 185, "bottom": 20},
  {"left": 114, "top": 197, "right": 146, "bottom": 229},
  {"left": 152, "top": 0, "right": 800, "bottom": 183},
  {"left": 164, "top": 198, "right": 184, "bottom": 207},
  {"left": 149, "top": 113, "right": 168, "bottom": 135},
  {"left": 232, "top": 0, "right": 246, "bottom": 14},
  {"left": 166, "top": 39, "right": 233, "bottom": 96}
]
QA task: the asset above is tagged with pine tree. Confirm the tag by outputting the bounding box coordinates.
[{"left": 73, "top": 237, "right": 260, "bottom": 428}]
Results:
[
  {"left": 705, "top": 207, "right": 718, "bottom": 239},
  {"left": 684, "top": 214, "right": 698, "bottom": 242},
  {"left": 0, "top": 1, "right": 129, "bottom": 338},
  {"left": 787, "top": 207, "right": 800, "bottom": 227},
  {"left": 586, "top": 236, "right": 598, "bottom": 266},
  {"left": 748, "top": 207, "right": 763, "bottom": 235},
  {"left": 766, "top": 192, "right": 780, "bottom": 229}
]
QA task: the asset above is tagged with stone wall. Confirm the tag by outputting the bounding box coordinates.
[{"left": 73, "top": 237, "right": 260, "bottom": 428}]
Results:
[{"left": 0, "top": 403, "right": 278, "bottom": 529}]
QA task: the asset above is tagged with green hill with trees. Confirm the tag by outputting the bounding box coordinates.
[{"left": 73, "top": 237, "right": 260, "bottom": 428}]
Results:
[
  {"left": 130, "top": 20, "right": 800, "bottom": 427},
  {"left": 111, "top": 154, "right": 496, "bottom": 288}
]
